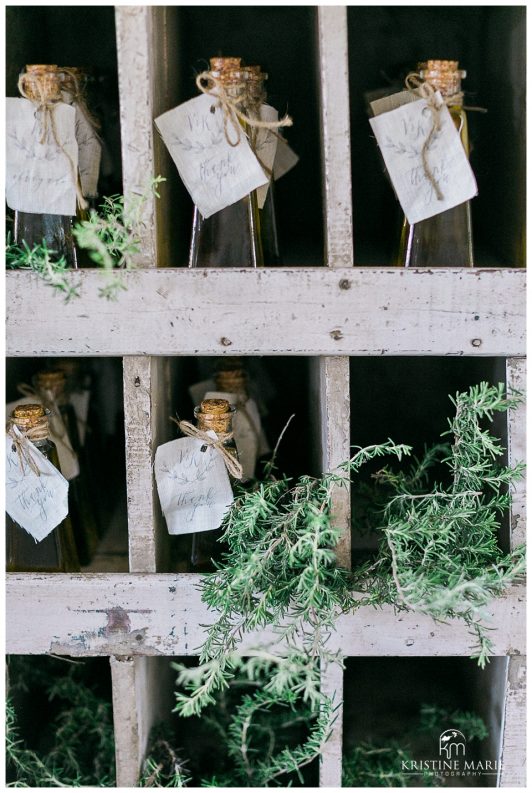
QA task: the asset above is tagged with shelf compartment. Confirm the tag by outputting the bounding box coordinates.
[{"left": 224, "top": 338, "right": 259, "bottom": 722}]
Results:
[{"left": 6, "top": 268, "right": 525, "bottom": 357}]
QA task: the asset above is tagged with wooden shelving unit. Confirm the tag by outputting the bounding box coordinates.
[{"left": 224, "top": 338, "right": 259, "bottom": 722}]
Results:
[{"left": 6, "top": 6, "right": 525, "bottom": 787}]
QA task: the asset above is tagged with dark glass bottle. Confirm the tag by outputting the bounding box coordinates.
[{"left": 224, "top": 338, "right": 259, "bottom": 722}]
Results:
[
  {"left": 6, "top": 404, "right": 80, "bottom": 572},
  {"left": 188, "top": 57, "right": 263, "bottom": 268},
  {"left": 397, "top": 60, "right": 474, "bottom": 268},
  {"left": 34, "top": 370, "right": 99, "bottom": 565},
  {"left": 14, "top": 65, "right": 79, "bottom": 268},
  {"left": 245, "top": 65, "right": 282, "bottom": 266},
  {"left": 190, "top": 398, "right": 239, "bottom": 571}
]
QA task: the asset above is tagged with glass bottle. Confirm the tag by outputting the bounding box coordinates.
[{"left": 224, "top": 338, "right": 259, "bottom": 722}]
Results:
[
  {"left": 244, "top": 65, "right": 282, "bottom": 266},
  {"left": 6, "top": 403, "right": 80, "bottom": 572},
  {"left": 34, "top": 370, "right": 99, "bottom": 565},
  {"left": 188, "top": 57, "right": 263, "bottom": 268},
  {"left": 397, "top": 60, "right": 474, "bottom": 268},
  {"left": 14, "top": 64, "right": 79, "bottom": 268},
  {"left": 190, "top": 398, "right": 239, "bottom": 571}
]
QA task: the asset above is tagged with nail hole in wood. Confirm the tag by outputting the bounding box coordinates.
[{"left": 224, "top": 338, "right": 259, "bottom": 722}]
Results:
[
  {"left": 134, "top": 376, "right": 141, "bottom": 387},
  {"left": 339, "top": 278, "right": 351, "bottom": 290},
  {"left": 471, "top": 338, "right": 482, "bottom": 347},
  {"left": 220, "top": 337, "right": 232, "bottom": 347},
  {"left": 330, "top": 329, "right": 343, "bottom": 340}
]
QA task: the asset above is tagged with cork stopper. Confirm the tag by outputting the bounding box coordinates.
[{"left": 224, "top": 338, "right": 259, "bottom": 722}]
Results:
[
  {"left": 35, "top": 370, "right": 66, "bottom": 396},
  {"left": 21, "top": 64, "right": 62, "bottom": 102},
  {"left": 419, "top": 60, "right": 466, "bottom": 98},
  {"left": 216, "top": 368, "right": 248, "bottom": 396},
  {"left": 195, "top": 398, "right": 234, "bottom": 434},
  {"left": 11, "top": 403, "right": 48, "bottom": 431},
  {"left": 210, "top": 56, "right": 241, "bottom": 72}
]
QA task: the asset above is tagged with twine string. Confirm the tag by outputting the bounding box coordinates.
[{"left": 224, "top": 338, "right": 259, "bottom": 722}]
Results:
[
  {"left": 17, "top": 383, "right": 78, "bottom": 462},
  {"left": 195, "top": 71, "right": 293, "bottom": 149},
  {"left": 170, "top": 416, "right": 243, "bottom": 480},
  {"left": 18, "top": 72, "right": 88, "bottom": 210},
  {"left": 404, "top": 72, "right": 447, "bottom": 201},
  {"left": 6, "top": 420, "right": 48, "bottom": 477}
]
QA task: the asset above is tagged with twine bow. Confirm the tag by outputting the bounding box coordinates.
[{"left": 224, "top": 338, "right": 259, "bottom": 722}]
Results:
[
  {"left": 6, "top": 422, "right": 44, "bottom": 477},
  {"left": 171, "top": 417, "right": 243, "bottom": 480},
  {"left": 404, "top": 72, "right": 449, "bottom": 201},
  {"left": 17, "top": 383, "right": 78, "bottom": 463},
  {"left": 18, "top": 72, "right": 88, "bottom": 211},
  {"left": 195, "top": 71, "right": 293, "bottom": 149}
]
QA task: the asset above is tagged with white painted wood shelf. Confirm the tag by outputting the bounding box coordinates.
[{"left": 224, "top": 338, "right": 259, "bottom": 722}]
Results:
[{"left": 6, "top": 5, "right": 525, "bottom": 788}]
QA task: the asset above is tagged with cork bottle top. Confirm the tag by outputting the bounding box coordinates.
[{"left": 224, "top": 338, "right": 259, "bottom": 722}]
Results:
[
  {"left": 419, "top": 60, "right": 466, "bottom": 98},
  {"left": 35, "top": 370, "right": 66, "bottom": 394},
  {"left": 200, "top": 398, "right": 231, "bottom": 415},
  {"left": 210, "top": 56, "right": 241, "bottom": 72},
  {"left": 216, "top": 369, "right": 248, "bottom": 395},
  {"left": 21, "top": 64, "right": 62, "bottom": 102},
  {"left": 196, "top": 398, "right": 234, "bottom": 434},
  {"left": 11, "top": 403, "right": 48, "bottom": 431}
]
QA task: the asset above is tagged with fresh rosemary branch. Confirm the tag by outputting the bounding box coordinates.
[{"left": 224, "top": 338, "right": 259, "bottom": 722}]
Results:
[
  {"left": 73, "top": 176, "right": 165, "bottom": 299},
  {"left": 6, "top": 235, "right": 81, "bottom": 301}
]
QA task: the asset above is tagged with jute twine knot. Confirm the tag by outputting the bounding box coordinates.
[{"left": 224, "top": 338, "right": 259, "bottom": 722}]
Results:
[
  {"left": 17, "top": 383, "right": 78, "bottom": 462},
  {"left": 171, "top": 416, "right": 244, "bottom": 480},
  {"left": 18, "top": 71, "right": 88, "bottom": 210},
  {"left": 195, "top": 71, "right": 293, "bottom": 149},
  {"left": 405, "top": 71, "right": 452, "bottom": 201},
  {"left": 6, "top": 419, "right": 48, "bottom": 476}
]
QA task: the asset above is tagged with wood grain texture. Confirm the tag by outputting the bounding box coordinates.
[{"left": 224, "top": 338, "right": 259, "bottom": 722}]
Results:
[
  {"left": 319, "top": 662, "right": 343, "bottom": 787},
  {"left": 507, "top": 358, "right": 526, "bottom": 549},
  {"left": 499, "top": 655, "right": 526, "bottom": 787},
  {"left": 317, "top": 6, "right": 353, "bottom": 267},
  {"left": 115, "top": 6, "right": 157, "bottom": 267},
  {"left": 6, "top": 574, "right": 524, "bottom": 658},
  {"left": 6, "top": 268, "right": 525, "bottom": 357},
  {"left": 110, "top": 656, "right": 141, "bottom": 787}
]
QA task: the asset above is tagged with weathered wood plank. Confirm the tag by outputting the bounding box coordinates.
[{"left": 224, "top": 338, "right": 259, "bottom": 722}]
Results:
[
  {"left": 115, "top": 6, "right": 157, "bottom": 267},
  {"left": 507, "top": 357, "right": 526, "bottom": 549},
  {"left": 6, "top": 268, "right": 525, "bottom": 357},
  {"left": 110, "top": 656, "right": 141, "bottom": 787},
  {"left": 319, "top": 662, "right": 344, "bottom": 787},
  {"left": 6, "top": 574, "right": 525, "bottom": 658},
  {"left": 499, "top": 655, "right": 526, "bottom": 787},
  {"left": 317, "top": 6, "right": 353, "bottom": 267}
]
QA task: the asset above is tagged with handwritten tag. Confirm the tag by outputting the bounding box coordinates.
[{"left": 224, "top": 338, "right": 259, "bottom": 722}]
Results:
[
  {"left": 204, "top": 391, "right": 263, "bottom": 481},
  {"left": 272, "top": 136, "right": 299, "bottom": 181},
  {"left": 369, "top": 92, "right": 477, "bottom": 224},
  {"left": 69, "top": 389, "right": 91, "bottom": 446},
  {"left": 5, "top": 428, "right": 69, "bottom": 542},
  {"left": 61, "top": 92, "right": 102, "bottom": 198},
  {"left": 155, "top": 93, "right": 269, "bottom": 219},
  {"left": 6, "top": 398, "right": 79, "bottom": 481},
  {"left": 6, "top": 98, "right": 78, "bottom": 215},
  {"left": 188, "top": 378, "right": 216, "bottom": 408},
  {"left": 155, "top": 432, "right": 234, "bottom": 536}
]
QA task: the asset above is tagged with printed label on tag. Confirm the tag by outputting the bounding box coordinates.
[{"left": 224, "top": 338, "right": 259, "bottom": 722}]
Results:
[
  {"left": 7, "top": 398, "right": 80, "bottom": 481},
  {"left": 155, "top": 432, "right": 234, "bottom": 536},
  {"left": 6, "top": 98, "right": 78, "bottom": 215},
  {"left": 272, "top": 137, "right": 299, "bottom": 181},
  {"left": 155, "top": 93, "right": 269, "bottom": 219},
  {"left": 6, "top": 428, "right": 69, "bottom": 542},
  {"left": 369, "top": 92, "right": 477, "bottom": 224},
  {"left": 255, "top": 105, "right": 279, "bottom": 208},
  {"left": 188, "top": 378, "right": 216, "bottom": 407},
  {"left": 75, "top": 107, "right": 102, "bottom": 198},
  {"left": 205, "top": 391, "right": 262, "bottom": 480},
  {"left": 69, "top": 389, "right": 91, "bottom": 446}
]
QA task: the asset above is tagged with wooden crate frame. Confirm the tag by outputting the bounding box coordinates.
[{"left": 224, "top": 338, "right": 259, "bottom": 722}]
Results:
[{"left": 5, "top": 6, "right": 526, "bottom": 788}]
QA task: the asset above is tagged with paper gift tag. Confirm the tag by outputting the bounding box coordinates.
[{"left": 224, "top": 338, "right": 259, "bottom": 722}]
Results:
[
  {"left": 155, "top": 93, "right": 269, "bottom": 219},
  {"left": 369, "top": 91, "right": 477, "bottom": 224},
  {"left": 69, "top": 389, "right": 91, "bottom": 446},
  {"left": 6, "top": 398, "right": 80, "bottom": 481},
  {"left": 6, "top": 428, "right": 69, "bottom": 542},
  {"left": 272, "top": 136, "right": 299, "bottom": 181},
  {"left": 255, "top": 105, "right": 279, "bottom": 208},
  {"left": 75, "top": 107, "right": 102, "bottom": 198},
  {"left": 205, "top": 390, "right": 262, "bottom": 481},
  {"left": 155, "top": 432, "right": 234, "bottom": 536},
  {"left": 6, "top": 98, "right": 78, "bottom": 216}
]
